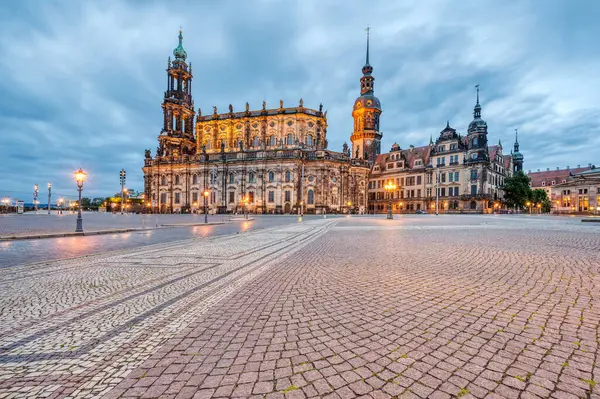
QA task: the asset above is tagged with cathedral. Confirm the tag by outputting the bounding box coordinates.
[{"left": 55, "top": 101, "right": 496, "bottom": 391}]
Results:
[
  {"left": 142, "top": 30, "right": 371, "bottom": 214},
  {"left": 143, "top": 30, "right": 523, "bottom": 214}
]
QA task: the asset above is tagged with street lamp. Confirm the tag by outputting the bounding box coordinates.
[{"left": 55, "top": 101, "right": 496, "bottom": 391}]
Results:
[
  {"left": 537, "top": 203, "right": 541, "bottom": 214},
  {"left": 398, "top": 201, "right": 403, "bottom": 214},
  {"left": 33, "top": 184, "right": 39, "bottom": 213},
  {"left": 383, "top": 180, "right": 397, "bottom": 220},
  {"left": 203, "top": 190, "right": 209, "bottom": 223},
  {"left": 74, "top": 168, "right": 87, "bottom": 232},
  {"left": 47, "top": 183, "right": 52, "bottom": 215},
  {"left": 526, "top": 201, "right": 531, "bottom": 214},
  {"left": 347, "top": 200, "right": 352, "bottom": 216}
]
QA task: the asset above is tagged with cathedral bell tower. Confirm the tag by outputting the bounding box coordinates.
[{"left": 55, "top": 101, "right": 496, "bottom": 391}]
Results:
[
  {"left": 157, "top": 29, "right": 196, "bottom": 158},
  {"left": 350, "top": 28, "right": 382, "bottom": 165},
  {"left": 466, "top": 85, "right": 489, "bottom": 164},
  {"left": 512, "top": 128, "right": 524, "bottom": 173}
]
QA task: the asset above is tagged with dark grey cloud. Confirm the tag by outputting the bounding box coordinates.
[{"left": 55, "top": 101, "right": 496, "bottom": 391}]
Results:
[{"left": 0, "top": 0, "right": 598, "bottom": 202}]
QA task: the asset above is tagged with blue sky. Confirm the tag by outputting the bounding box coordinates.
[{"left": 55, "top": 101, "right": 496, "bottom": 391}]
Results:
[{"left": 1, "top": 0, "right": 599, "bottom": 201}]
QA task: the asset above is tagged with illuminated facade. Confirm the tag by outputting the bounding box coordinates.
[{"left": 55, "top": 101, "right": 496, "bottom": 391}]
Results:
[
  {"left": 143, "top": 31, "right": 370, "bottom": 214},
  {"left": 368, "top": 89, "right": 518, "bottom": 214}
]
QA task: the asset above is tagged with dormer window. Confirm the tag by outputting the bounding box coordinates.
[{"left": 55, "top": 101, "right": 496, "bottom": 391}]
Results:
[
  {"left": 387, "top": 163, "right": 394, "bottom": 169},
  {"left": 541, "top": 181, "right": 546, "bottom": 186},
  {"left": 551, "top": 180, "right": 555, "bottom": 185}
]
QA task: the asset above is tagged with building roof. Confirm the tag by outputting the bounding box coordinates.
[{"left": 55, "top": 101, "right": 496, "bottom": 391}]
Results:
[
  {"left": 527, "top": 167, "right": 592, "bottom": 188},
  {"left": 503, "top": 155, "right": 512, "bottom": 169},
  {"left": 197, "top": 105, "right": 324, "bottom": 122},
  {"left": 488, "top": 145, "right": 500, "bottom": 161},
  {"left": 373, "top": 145, "right": 431, "bottom": 172}
]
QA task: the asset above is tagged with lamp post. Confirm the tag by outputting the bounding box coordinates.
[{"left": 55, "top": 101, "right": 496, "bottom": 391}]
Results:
[
  {"left": 398, "top": 201, "right": 403, "bottom": 214},
  {"left": 74, "top": 168, "right": 87, "bottom": 232},
  {"left": 384, "top": 180, "right": 397, "bottom": 220},
  {"left": 347, "top": 200, "right": 352, "bottom": 216},
  {"left": 47, "top": 183, "right": 52, "bottom": 214},
  {"left": 203, "top": 190, "right": 209, "bottom": 223},
  {"left": 33, "top": 184, "right": 39, "bottom": 214},
  {"left": 120, "top": 169, "right": 126, "bottom": 214},
  {"left": 57, "top": 198, "right": 64, "bottom": 214},
  {"left": 537, "top": 203, "right": 541, "bottom": 214},
  {"left": 526, "top": 201, "right": 531, "bottom": 214}
]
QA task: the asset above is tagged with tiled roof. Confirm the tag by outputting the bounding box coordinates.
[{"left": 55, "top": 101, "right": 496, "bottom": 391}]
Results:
[
  {"left": 503, "top": 155, "right": 512, "bottom": 169},
  {"left": 488, "top": 145, "right": 500, "bottom": 161},
  {"left": 527, "top": 167, "right": 592, "bottom": 188},
  {"left": 373, "top": 145, "right": 431, "bottom": 172}
]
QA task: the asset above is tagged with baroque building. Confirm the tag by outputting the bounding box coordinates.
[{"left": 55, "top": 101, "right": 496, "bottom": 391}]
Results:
[
  {"left": 144, "top": 30, "right": 522, "bottom": 214},
  {"left": 367, "top": 87, "right": 518, "bottom": 214},
  {"left": 143, "top": 31, "right": 370, "bottom": 214}
]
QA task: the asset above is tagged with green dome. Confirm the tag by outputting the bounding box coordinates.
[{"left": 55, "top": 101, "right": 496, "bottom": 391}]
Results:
[{"left": 173, "top": 30, "right": 187, "bottom": 61}]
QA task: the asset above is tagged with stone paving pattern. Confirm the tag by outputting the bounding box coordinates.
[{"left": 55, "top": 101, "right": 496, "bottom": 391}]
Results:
[
  {"left": 0, "top": 216, "right": 599, "bottom": 398},
  {"left": 0, "top": 213, "right": 232, "bottom": 238}
]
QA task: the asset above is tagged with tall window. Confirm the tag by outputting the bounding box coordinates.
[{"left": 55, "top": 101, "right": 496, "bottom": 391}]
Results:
[
  {"left": 287, "top": 133, "right": 293, "bottom": 145},
  {"left": 471, "top": 169, "right": 478, "bottom": 180},
  {"left": 307, "top": 135, "right": 313, "bottom": 146},
  {"left": 161, "top": 176, "right": 167, "bottom": 186},
  {"left": 248, "top": 191, "right": 254, "bottom": 202},
  {"left": 268, "top": 191, "right": 275, "bottom": 203},
  {"left": 471, "top": 185, "right": 477, "bottom": 195},
  {"left": 285, "top": 170, "right": 291, "bottom": 182},
  {"left": 268, "top": 171, "right": 274, "bottom": 182},
  {"left": 175, "top": 193, "right": 181, "bottom": 204},
  {"left": 270, "top": 135, "right": 276, "bottom": 146},
  {"left": 192, "top": 192, "right": 198, "bottom": 202},
  {"left": 449, "top": 173, "right": 454, "bottom": 182},
  {"left": 206, "top": 139, "right": 211, "bottom": 150},
  {"left": 192, "top": 174, "right": 198, "bottom": 184},
  {"left": 285, "top": 191, "right": 291, "bottom": 202},
  {"left": 175, "top": 175, "right": 181, "bottom": 185},
  {"left": 229, "top": 172, "right": 235, "bottom": 184},
  {"left": 454, "top": 172, "right": 459, "bottom": 182},
  {"left": 160, "top": 193, "right": 166, "bottom": 204},
  {"left": 253, "top": 136, "right": 259, "bottom": 147},
  {"left": 249, "top": 171, "right": 255, "bottom": 183},
  {"left": 229, "top": 192, "right": 235, "bottom": 203},
  {"left": 307, "top": 190, "right": 314, "bottom": 205}
]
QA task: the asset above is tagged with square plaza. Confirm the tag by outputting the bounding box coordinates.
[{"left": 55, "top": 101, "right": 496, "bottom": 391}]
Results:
[{"left": 0, "top": 215, "right": 599, "bottom": 398}]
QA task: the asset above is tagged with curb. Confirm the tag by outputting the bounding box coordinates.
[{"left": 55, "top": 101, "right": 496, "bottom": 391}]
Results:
[
  {"left": 160, "top": 222, "right": 227, "bottom": 227},
  {"left": 0, "top": 228, "right": 152, "bottom": 241},
  {"left": 582, "top": 219, "right": 600, "bottom": 223}
]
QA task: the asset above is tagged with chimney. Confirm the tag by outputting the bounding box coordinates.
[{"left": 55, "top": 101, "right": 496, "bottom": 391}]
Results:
[
  {"left": 546, "top": 168, "right": 549, "bottom": 171},
  {"left": 577, "top": 164, "right": 580, "bottom": 168},
  {"left": 409, "top": 145, "right": 414, "bottom": 152},
  {"left": 567, "top": 166, "right": 570, "bottom": 170},
  {"left": 528, "top": 169, "right": 531, "bottom": 173},
  {"left": 537, "top": 169, "right": 540, "bottom": 172},
  {"left": 556, "top": 167, "right": 559, "bottom": 170}
]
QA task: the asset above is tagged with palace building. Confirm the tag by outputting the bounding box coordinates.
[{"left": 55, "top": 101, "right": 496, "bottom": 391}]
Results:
[
  {"left": 143, "top": 30, "right": 371, "bottom": 214},
  {"left": 143, "top": 30, "right": 522, "bottom": 214}
]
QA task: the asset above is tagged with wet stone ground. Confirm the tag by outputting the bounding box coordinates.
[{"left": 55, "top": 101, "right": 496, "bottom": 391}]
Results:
[{"left": 0, "top": 215, "right": 599, "bottom": 398}]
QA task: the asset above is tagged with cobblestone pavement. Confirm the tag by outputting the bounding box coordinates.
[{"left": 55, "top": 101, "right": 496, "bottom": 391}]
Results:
[
  {"left": 1, "top": 216, "right": 312, "bottom": 268},
  {"left": 0, "top": 216, "right": 599, "bottom": 398},
  {"left": 0, "top": 213, "right": 242, "bottom": 238}
]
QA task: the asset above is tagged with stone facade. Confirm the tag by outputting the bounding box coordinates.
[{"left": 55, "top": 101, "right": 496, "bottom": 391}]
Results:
[
  {"left": 143, "top": 31, "right": 370, "bottom": 214},
  {"left": 550, "top": 167, "right": 600, "bottom": 213},
  {"left": 368, "top": 99, "right": 517, "bottom": 214}
]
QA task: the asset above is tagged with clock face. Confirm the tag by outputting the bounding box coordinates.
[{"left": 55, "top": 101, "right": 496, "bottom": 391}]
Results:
[
  {"left": 471, "top": 153, "right": 478, "bottom": 159},
  {"left": 366, "top": 140, "right": 372, "bottom": 146}
]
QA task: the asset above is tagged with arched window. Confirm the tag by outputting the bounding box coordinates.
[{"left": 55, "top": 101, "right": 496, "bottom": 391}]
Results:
[
  {"left": 287, "top": 133, "right": 293, "bottom": 145},
  {"left": 268, "top": 171, "right": 274, "bottom": 182},
  {"left": 307, "top": 189, "right": 314, "bottom": 205},
  {"left": 161, "top": 176, "right": 167, "bottom": 186},
  {"left": 285, "top": 170, "right": 291, "bottom": 182},
  {"left": 192, "top": 174, "right": 198, "bottom": 185},
  {"left": 206, "top": 140, "right": 211, "bottom": 150},
  {"left": 229, "top": 172, "right": 235, "bottom": 184},
  {"left": 307, "top": 135, "right": 313, "bottom": 146},
  {"left": 175, "top": 175, "right": 181, "bottom": 185},
  {"left": 249, "top": 171, "right": 255, "bottom": 183},
  {"left": 270, "top": 135, "right": 276, "bottom": 146},
  {"left": 253, "top": 136, "right": 259, "bottom": 148},
  {"left": 471, "top": 169, "right": 478, "bottom": 180}
]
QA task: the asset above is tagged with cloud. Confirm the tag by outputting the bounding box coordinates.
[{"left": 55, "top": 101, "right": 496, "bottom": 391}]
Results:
[{"left": 0, "top": 0, "right": 598, "bottom": 201}]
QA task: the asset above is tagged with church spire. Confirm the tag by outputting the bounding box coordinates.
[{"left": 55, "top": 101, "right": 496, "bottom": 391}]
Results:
[
  {"left": 514, "top": 128, "right": 520, "bottom": 152},
  {"left": 473, "top": 84, "right": 481, "bottom": 118},
  {"left": 365, "top": 26, "right": 370, "bottom": 66}
]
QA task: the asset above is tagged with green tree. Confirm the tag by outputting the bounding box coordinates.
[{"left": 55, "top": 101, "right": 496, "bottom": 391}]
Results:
[
  {"left": 80, "top": 197, "right": 92, "bottom": 208},
  {"left": 530, "top": 189, "right": 551, "bottom": 213},
  {"left": 503, "top": 171, "right": 532, "bottom": 209}
]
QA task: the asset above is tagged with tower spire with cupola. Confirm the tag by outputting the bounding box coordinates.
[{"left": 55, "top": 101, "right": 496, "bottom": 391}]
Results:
[
  {"left": 351, "top": 27, "right": 382, "bottom": 165},
  {"left": 158, "top": 29, "right": 196, "bottom": 158},
  {"left": 512, "top": 128, "right": 524, "bottom": 172}
]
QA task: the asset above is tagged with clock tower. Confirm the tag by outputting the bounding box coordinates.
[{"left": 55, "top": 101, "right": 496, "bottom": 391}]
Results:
[{"left": 350, "top": 28, "right": 382, "bottom": 165}]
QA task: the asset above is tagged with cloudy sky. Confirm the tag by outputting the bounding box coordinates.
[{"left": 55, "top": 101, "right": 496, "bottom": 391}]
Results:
[{"left": 1, "top": 0, "right": 599, "bottom": 201}]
